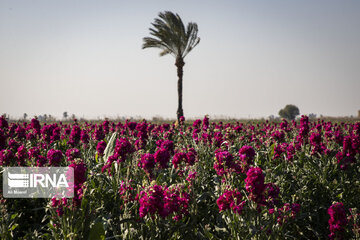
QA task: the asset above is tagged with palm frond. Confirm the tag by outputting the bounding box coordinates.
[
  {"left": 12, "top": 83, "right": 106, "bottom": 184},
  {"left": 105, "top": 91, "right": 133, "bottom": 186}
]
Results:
[{"left": 142, "top": 11, "right": 200, "bottom": 59}]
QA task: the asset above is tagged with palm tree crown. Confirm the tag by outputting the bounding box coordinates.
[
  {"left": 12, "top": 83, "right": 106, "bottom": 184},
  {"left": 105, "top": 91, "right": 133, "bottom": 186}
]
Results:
[
  {"left": 142, "top": 11, "right": 200, "bottom": 120},
  {"left": 142, "top": 11, "right": 200, "bottom": 59}
]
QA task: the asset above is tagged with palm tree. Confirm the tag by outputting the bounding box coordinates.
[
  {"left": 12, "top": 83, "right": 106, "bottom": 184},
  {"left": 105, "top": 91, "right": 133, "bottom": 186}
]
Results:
[{"left": 142, "top": 11, "right": 200, "bottom": 121}]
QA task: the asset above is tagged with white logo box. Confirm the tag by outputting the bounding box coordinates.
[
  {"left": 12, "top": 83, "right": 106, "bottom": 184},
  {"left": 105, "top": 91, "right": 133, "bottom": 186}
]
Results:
[{"left": 3, "top": 167, "right": 74, "bottom": 198}]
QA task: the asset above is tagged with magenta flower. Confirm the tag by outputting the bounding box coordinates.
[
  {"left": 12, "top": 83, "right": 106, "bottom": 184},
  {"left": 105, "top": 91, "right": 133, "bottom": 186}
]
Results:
[
  {"left": 245, "top": 167, "right": 265, "bottom": 203},
  {"left": 138, "top": 153, "right": 155, "bottom": 174},
  {"left": 65, "top": 148, "right": 81, "bottom": 161},
  {"left": 172, "top": 152, "right": 186, "bottom": 169},
  {"left": 80, "top": 130, "right": 89, "bottom": 144},
  {"left": 96, "top": 141, "right": 107, "bottom": 156},
  {"left": 161, "top": 140, "right": 174, "bottom": 155},
  {"left": 328, "top": 202, "right": 348, "bottom": 239},
  {"left": 217, "top": 189, "right": 245, "bottom": 215},
  {"left": 0, "top": 149, "right": 13, "bottom": 166},
  {"left": 154, "top": 148, "right": 171, "bottom": 169},
  {"left": 239, "top": 145, "right": 256, "bottom": 164},
  {"left": 47, "top": 149, "right": 63, "bottom": 166}
]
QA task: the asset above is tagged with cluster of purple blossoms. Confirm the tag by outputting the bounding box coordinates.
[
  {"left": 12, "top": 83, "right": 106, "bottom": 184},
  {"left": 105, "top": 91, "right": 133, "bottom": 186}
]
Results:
[
  {"left": 297, "top": 115, "right": 310, "bottom": 145},
  {"left": 245, "top": 167, "right": 280, "bottom": 207},
  {"left": 273, "top": 143, "right": 286, "bottom": 160},
  {"left": 138, "top": 153, "right": 156, "bottom": 176},
  {"left": 286, "top": 143, "right": 296, "bottom": 161},
  {"left": 328, "top": 202, "right": 348, "bottom": 239},
  {"left": 154, "top": 148, "right": 171, "bottom": 169},
  {"left": 102, "top": 138, "right": 134, "bottom": 174},
  {"left": 179, "top": 116, "right": 185, "bottom": 124},
  {"left": 47, "top": 149, "right": 63, "bottom": 166},
  {"left": 51, "top": 148, "right": 86, "bottom": 215},
  {"left": 102, "top": 120, "right": 110, "bottom": 134},
  {"left": 93, "top": 125, "right": 105, "bottom": 141},
  {"left": 239, "top": 145, "right": 256, "bottom": 170},
  {"left": 202, "top": 116, "right": 209, "bottom": 130},
  {"left": 245, "top": 167, "right": 265, "bottom": 203},
  {"left": 68, "top": 125, "right": 81, "bottom": 146},
  {"left": 309, "top": 131, "right": 327, "bottom": 155},
  {"left": 15, "top": 125, "right": 26, "bottom": 139},
  {"left": 0, "top": 116, "right": 9, "bottom": 129},
  {"left": 0, "top": 129, "right": 7, "bottom": 150},
  {"left": 263, "top": 183, "right": 280, "bottom": 207},
  {"left": 65, "top": 148, "right": 81, "bottom": 162},
  {"left": 16, "top": 145, "right": 28, "bottom": 166},
  {"left": 271, "top": 203, "right": 301, "bottom": 225},
  {"left": 213, "top": 150, "right": 235, "bottom": 176},
  {"left": 96, "top": 141, "right": 107, "bottom": 156},
  {"left": 80, "top": 130, "right": 90, "bottom": 144},
  {"left": 51, "top": 198, "right": 67, "bottom": 217},
  {"left": 336, "top": 135, "right": 358, "bottom": 170},
  {"left": 0, "top": 149, "right": 13, "bottom": 166},
  {"left": 30, "top": 118, "right": 41, "bottom": 135},
  {"left": 192, "top": 119, "right": 202, "bottom": 129},
  {"left": 160, "top": 140, "right": 174, "bottom": 155},
  {"left": 119, "top": 180, "right": 135, "bottom": 205},
  {"left": 172, "top": 148, "right": 197, "bottom": 169},
  {"left": 41, "top": 124, "right": 56, "bottom": 143},
  {"left": 137, "top": 185, "right": 190, "bottom": 220},
  {"left": 217, "top": 189, "right": 246, "bottom": 215},
  {"left": 214, "top": 146, "right": 256, "bottom": 176},
  {"left": 68, "top": 161, "right": 87, "bottom": 207},
  {"left": 272, "top": 130, "right": 285, "bottom": 142}
]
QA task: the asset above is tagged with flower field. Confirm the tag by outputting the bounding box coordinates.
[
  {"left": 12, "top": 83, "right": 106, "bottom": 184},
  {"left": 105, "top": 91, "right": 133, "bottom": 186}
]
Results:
[{"left": 0, "top": 115, "right": 359, "bottom": 239}]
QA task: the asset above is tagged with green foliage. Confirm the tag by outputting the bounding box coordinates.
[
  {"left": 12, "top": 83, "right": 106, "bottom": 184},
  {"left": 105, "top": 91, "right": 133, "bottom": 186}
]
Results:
[
  {"left": 1, "top": 118, "right": 360, "bottom": 239},
  {"left": 279, "top": 104, "right": 300, "bottom": 120}
]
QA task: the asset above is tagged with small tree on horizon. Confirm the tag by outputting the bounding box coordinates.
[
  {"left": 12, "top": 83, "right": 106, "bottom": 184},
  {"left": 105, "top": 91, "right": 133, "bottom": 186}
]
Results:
[
  {"left": 279, "top": 104, "right": 300, "bottom": 120},
  {"left": 142, "top": 11, "right": 200, "bottom": 121}
]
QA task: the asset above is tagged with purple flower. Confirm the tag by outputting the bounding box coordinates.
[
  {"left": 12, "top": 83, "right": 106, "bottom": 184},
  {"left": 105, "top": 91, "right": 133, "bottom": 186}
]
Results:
[
  {"left": 16, "top": 145, "right": 28, "bottom": 166},
  {"left": 214, "top": 149, "right": 234, "bottom": 176},
  {"left": 65, "top": 148, "right": 81, "bottom": 161},
  {"left": 47, "top": 149, "right": 63, "bottom": 166},
  {"left": 69, "top": 125, "right": 81, "bottom": 146},
  {"left": 154, "top": 148, "right": 171, "bottom": 169},
  {"left": 138, "top": 153, "right": 155, "bottom": 174},
  {"left": 0, "top": 149, "right": 13, "bottom": 166},
  {"left": 113, "top": 138, "right": 134, "bottom": 162},
  {"left": 245, "top": 167, "right": 265, "bottom": 203},
  {"left": 0, "top": 116, "right": 9, "bottom": 129},
  {"left": 172, "top": 152, "right": 187, "bottom": 169},
  {"left": 328, "top": 202, "right": 348, "bottom": 239},
  {"left": 217, "top": 189, "right": 244, "bottom": 214},
  {"left": 93, "top": 125, "right": 105, "bottom": 141},
  {"left": 69, "top": 161, "right": 87, "bottom": 186},
  {"left": 96, "top": 141, "right": 107, "bottom": 156},
  {"left": 80, "top": 130, "right": 89, "bottom": 144},
  {"left": 161, "top": 140, "right": 174, "bottom": 155},
  {"left": 239, "top": 145, "right": 256, "bottom": 164}
]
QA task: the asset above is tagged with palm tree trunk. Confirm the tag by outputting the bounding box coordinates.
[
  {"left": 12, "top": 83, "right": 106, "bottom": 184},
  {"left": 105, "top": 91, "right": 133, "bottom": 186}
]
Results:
[{"left": 175, "top": 57, "right": 185, "bottom": 121}]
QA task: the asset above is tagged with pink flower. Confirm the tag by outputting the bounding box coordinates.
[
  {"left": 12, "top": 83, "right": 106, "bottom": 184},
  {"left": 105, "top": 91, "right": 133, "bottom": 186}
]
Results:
[
  {"left": 154, "top": 148, "right": 171, "bottom": 169},
  {"left": 138, "top": 153, "right": 155, "bottom": 174},
  {"left": 328, "top": 202, "right": 348, "bottom": 239},
  {"left": 47, "top": 149, "right": 63, "bottom": 166},
  {"left": 96, "top": 141, "right": 107, "bottom": 156}
]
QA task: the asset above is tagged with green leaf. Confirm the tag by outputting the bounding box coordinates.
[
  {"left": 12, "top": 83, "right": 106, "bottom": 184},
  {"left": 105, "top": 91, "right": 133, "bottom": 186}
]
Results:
[
  {"left": 88, "top": 222, "right": 105, "bottom": 240},
  {"left": 10, "top": 213, "right": 18, "bottom": 220},
  {"left": 10, "top": 223, "right": 18, "bottom": 231},
  {"left": 103, "top": 132, "right": 118, "bottom": 163}
]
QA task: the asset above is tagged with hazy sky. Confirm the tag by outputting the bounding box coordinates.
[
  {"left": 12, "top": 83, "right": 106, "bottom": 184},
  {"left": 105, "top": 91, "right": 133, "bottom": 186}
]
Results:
[{"left": 1, "top": 0, "right": 359, "bottom": 119}]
